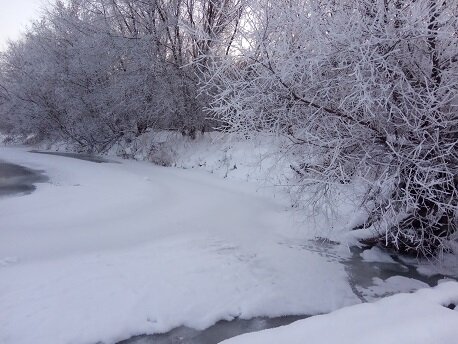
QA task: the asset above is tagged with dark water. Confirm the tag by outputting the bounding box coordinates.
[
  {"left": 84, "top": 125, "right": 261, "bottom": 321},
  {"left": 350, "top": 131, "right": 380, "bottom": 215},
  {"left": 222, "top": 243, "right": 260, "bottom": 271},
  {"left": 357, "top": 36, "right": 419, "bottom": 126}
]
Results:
[
  {"left": 30, "top": 150, "right": 114, "bottom": 163},
  {"left": 292, "top": 239, "right": 456, "bottom": 297},
  {"left": 117, "top": 315, "right": 306, "bottom": 344},
  {"left": 0, "top": 161, "right": 48, "bottom": 197},
  {"left": 343, "top": 246, "right": 455, "bottom": 301}
]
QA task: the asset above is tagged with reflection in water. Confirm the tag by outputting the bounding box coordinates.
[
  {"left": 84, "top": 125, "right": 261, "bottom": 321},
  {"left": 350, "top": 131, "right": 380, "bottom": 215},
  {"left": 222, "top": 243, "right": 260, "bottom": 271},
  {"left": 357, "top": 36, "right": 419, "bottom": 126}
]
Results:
[
  {"left": 118, "top": 316, "right": 306, "bottom": 344},
  {"left": 0, "top": 161, "right": 48, "bottom": 197}
]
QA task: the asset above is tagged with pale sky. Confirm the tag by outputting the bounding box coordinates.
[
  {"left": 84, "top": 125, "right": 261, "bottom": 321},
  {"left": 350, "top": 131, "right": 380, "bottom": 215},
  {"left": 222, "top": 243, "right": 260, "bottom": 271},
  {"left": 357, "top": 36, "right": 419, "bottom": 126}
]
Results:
[{"left": 0, "top": 0, "right": 47, "bottom": 51}]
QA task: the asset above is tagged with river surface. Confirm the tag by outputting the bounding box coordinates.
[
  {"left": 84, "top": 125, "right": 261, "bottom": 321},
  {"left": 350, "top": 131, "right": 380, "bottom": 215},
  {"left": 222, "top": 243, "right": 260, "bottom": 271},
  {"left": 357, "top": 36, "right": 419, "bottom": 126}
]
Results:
[
  {"left": 30, "top": 150, "right": 114, "bottom": 163},
  {"left": 0, "top": 150, "right": 110, "bottom": 196},
  {"left": 0, "top": 161, "right": 48, "bottom": 197},
  {"left": 118, "top": 316, "right": 307, "bottom": 344},
  {"left": 1, "top": 151, "right": 455, "bottom": 344},
  {"left": 118, "top": 243, "right": 455, "bottom": 344},
  {"left": 343, "top": 246, "right": 450, "bottom": 300},
  {"left": 117, "top": 241, "right": 456, "bottom": 344}
]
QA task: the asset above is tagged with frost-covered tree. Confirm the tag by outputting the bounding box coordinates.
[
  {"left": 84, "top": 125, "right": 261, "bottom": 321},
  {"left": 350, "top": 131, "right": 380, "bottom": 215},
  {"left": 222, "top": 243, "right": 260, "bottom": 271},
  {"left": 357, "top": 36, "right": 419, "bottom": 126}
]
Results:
[
  {"left": 0, "top": 0, "right": 245, "bottom": 148},
  {"left": 205, "top": 0, "right": 458, "bottom": 255}
]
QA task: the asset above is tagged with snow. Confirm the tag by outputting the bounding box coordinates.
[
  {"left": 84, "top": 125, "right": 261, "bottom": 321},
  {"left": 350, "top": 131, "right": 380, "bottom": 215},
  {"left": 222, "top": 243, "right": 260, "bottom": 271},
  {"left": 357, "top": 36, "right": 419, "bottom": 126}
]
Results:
[
  {"left": 358, "top": 276, "right": 430, "bottom": 301},
  {"left": 221, "top": 281, "right": 458, "bottom": 344},
  {"left": 360, "top": 246, "right": 396, "bottom": 264},
  {"left": 0, "top": 146, "right": 358, "bottom": 344},
  {"left": 108, "top": 131, "right": 292, "bottom": 186}
]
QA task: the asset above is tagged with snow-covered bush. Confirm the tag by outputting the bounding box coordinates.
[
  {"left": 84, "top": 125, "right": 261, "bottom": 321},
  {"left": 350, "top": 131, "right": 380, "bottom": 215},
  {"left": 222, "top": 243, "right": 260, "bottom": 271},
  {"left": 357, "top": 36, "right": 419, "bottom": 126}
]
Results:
[{"left": 205, "top": 0, "right": 458, "bottom": 255}]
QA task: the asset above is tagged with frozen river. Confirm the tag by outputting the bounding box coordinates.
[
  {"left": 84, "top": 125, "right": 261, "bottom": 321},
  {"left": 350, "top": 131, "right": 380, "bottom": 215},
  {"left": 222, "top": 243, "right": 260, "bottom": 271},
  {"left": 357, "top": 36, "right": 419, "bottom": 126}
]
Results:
[
  {"left": 0, "top": 147, "right": 455, "bottom": 344},
  {"left": 0, "top": 160, "right": 48, "bottom": 197}
]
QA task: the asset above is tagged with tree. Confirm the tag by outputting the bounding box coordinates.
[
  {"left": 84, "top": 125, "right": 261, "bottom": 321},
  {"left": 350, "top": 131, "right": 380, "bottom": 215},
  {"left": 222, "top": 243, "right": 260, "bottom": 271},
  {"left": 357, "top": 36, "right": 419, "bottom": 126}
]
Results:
[
  {"left": 205, "top": 0, "right": 458, "bottom": 256},
  {"left": 0, "top": 0, "right": 246, "bottom": 149}
]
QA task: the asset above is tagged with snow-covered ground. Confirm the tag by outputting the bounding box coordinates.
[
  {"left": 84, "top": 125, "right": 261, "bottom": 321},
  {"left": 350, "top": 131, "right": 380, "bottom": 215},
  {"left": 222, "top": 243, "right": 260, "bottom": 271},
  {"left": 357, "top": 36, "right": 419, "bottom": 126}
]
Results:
[{"left": 0, "top": 146, "right": 358, "bottom": 344}]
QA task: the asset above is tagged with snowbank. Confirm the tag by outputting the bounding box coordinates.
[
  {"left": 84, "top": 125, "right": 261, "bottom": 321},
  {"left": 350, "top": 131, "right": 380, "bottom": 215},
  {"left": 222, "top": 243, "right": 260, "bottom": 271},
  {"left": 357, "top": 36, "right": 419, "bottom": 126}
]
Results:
[
  {"left": 1, "top": 130, "right": 379, "bottom": 237},
  {"left": 221, "top": 281, "right": 458, "bottom": 344}
]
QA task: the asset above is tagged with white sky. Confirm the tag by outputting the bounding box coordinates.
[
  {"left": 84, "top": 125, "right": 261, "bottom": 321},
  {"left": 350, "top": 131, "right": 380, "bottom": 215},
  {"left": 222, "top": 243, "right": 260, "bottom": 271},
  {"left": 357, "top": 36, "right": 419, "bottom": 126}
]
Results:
[{"left": 0, "top": 0, "right": 47, "bottom": 51}]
